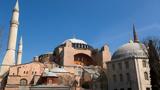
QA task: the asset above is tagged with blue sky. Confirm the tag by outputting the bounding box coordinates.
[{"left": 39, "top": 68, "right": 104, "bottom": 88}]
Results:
[{"left": 0, "top": 0, "right": 160, "bottom": 63}]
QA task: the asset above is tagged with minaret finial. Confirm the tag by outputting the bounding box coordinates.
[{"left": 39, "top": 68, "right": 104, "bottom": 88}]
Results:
[
  {"left": 133, "top": 24, "right": 139, "bottom": 43},
  {"left": 14, "top": 0, "right": 19, "bottom": 11}
]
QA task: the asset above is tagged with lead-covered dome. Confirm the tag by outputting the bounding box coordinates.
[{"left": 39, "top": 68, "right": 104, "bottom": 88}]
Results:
[
  {"left": 62, "top": 38, "right": 87, "bottom": 45},
  {"left": 112, "top": 42, "right": 148, "bottom": 60},
  {"left": 55, "top": 38, "right": 93, "bottom": 50}
]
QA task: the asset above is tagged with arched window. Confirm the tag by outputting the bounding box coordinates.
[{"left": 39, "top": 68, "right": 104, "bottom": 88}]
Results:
[
  {"left": 74, "top": 53, "right": 95, "bottom": 66},
  {"left": 125, "top": 61, "right": 129, "bottom": 69},
  {"left": 73, "top": 43, "right": 76, "bottom": 48},
  {"left": 118, "top": 63, "right": 122, "bottom": 70},
  {"left": 80, "top": 44, "right": 82, "bottom": 48},
  {"left": 142, "top": 60, "right": 147, "bottom": 67},
  {"left": 113, "top": 74, "right": 117, "bottom": 82},
  {"left": 20, "top": 79, "right": 27, "bottom": 86},
  {"left": 126, "top": 73, "right": 130, "bottom": 81},
  {"left": 144, "top": 72, "right": 149, "bottom": 80},
  {"left": 78, "top": 44, "right": 80, "bottom": 48},
  {"left": 86, "top": 45, "right": 88, "bottom": 48},
  {"left": 82, "top": 44, "right": 84, "bottom": 48},
  {"left": 120, "top": 74, "right": 123, "bottom": 82},
  {"left": 76, "top": 44, "right": 78, "bottom": 48},
  {"left": 112, "top": 63, "right": 115, "bottom": 70}
]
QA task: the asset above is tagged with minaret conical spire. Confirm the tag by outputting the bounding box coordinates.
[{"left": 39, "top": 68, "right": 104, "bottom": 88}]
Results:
[
  {"left": 14, "top": 0, "right": 19, "bottom": 11},
  {"left": 133, "top": 24, "right": 139, "bottom": 43}
]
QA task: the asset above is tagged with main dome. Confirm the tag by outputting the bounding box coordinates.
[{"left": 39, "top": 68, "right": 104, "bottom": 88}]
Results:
[
  {"left": 62, "top": 38, "right": 87, "bottom": 45},
  {"left": 112, "top": 42, "right": 148, "bottom": 60}
]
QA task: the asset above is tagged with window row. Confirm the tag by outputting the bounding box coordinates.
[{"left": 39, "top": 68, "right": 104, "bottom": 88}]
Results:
[
  {"left": 113, "top": 73, "right": 130, "bottom": 82},
  {"left": 113, "top": 72, "right": 149, "bottom": 83},
  {"left": 112, "top": 61, "right": 129, "bottom": 71},
  {"left": 112, "top": 59, "right": 148, "bottom": 71},
  {"left": 114, "top": 88, "right": 131, "bottom": 90},
  {"left": 24, "top": 71, "right": 28, "bottom": 74},
  {"left": 74, "top": 57, "right": 89, "bottom": 61},
  {"left": 72, "top": 43, "right": 89, "bottom": 49},
  {"left": 23, "top": 71, "right": 37, "bottom": 75},
  {"left": 114, "top": 87, "right": 150, "bottom": 90}
]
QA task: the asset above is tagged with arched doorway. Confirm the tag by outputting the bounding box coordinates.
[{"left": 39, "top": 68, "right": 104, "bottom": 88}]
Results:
[{"left": 20, "top": 78, "right": 27, "bottom": 86}]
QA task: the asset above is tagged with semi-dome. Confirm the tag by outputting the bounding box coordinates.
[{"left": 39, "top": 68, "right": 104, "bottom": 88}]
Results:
[
  {"left": 62, "top": 38, "right": 87, "bottom": 45},
  {"left": 112, "top": 42, "right": 148, "bottom": 60}
]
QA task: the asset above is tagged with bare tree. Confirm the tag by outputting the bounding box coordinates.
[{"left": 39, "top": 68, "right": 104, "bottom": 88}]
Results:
[
  {"left": 143, "top": 37, "right": 160, "bottom": 90},
  {"left": 143, "top": 37, "right": 160, "bottom": 57}
]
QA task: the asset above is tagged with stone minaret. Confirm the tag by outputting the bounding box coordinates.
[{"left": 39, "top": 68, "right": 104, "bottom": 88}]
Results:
[
  {"left": 0, "top": 0, "right": 19, "bottom": 76},
  {"left": 17, "top": 37, "right": 22, "bottom": 65}
]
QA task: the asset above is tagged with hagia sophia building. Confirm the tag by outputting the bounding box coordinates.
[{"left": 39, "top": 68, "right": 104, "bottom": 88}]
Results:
[{"left": 0, "top": 0, "right": 152, "bottom": 90}]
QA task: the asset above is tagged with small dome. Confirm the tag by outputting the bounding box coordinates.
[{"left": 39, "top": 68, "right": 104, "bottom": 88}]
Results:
[
  {"left": 62, "top": 38, "right": 87, "bottom": 45},
  {"left": 112, "top": 42, "right": 148, "bottom": 60}
]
